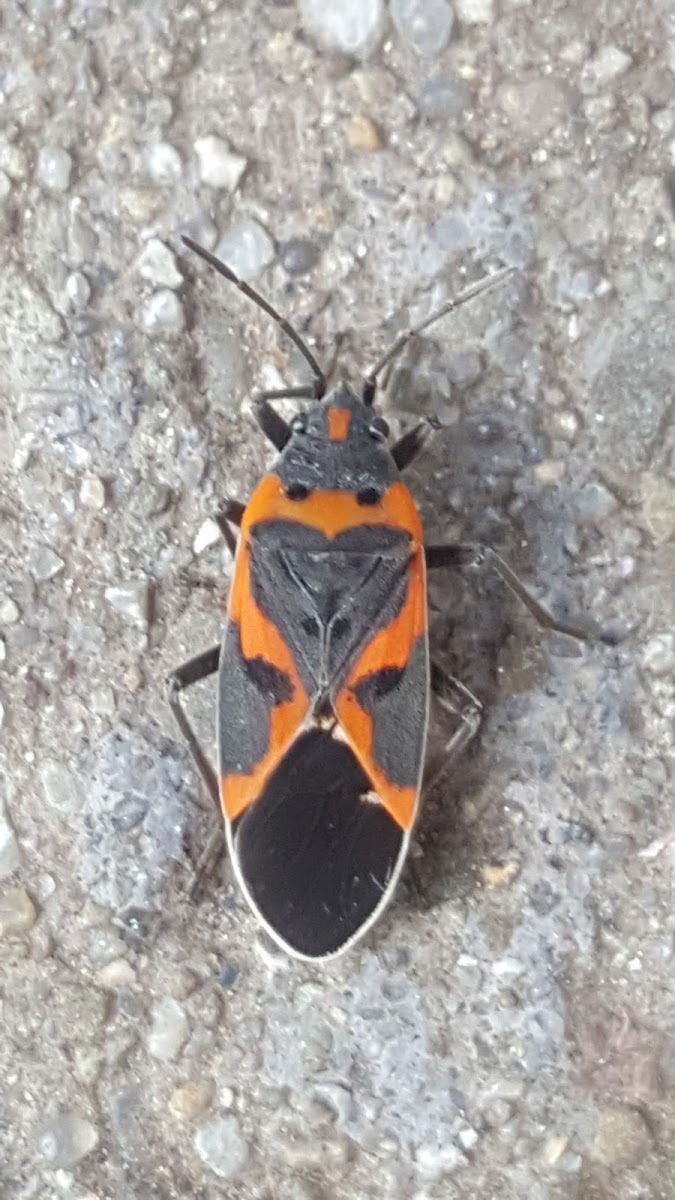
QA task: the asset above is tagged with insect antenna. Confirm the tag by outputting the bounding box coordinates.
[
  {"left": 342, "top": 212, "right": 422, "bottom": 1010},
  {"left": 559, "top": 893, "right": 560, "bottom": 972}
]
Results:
[
  {"left": 182, "top": 236, "right": 327, "bottom": 399},
  {"left": 362, "top": 265, "right": 515, "bottom": 406}
]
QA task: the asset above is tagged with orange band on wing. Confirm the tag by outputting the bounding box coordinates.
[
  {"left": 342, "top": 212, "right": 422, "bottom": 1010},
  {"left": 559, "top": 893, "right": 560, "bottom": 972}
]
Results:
[
  {"left": 334, "top": 547, "right": 427, "bottom": 830},
  {"left": 222, "top": 542, "right": 309, "bottom": 821}
]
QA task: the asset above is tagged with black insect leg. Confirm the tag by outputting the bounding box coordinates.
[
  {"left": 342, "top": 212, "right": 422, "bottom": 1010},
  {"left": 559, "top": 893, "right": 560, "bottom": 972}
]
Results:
[
  {"left": 213, "top": 497, "right": 245, "bottom": 556},
  {"left": 167, "top": 645, "right": 221, "bottom": 812},
  {"left": 253, "top": 386, "right": 317, "bottom": 453},
  {"left": 426, "top": 543, "right": 606, "bottom": 642},
  {"left": 424, "top": 663, "right": 483, "bottom": 791},
  {"left": 167, "top": 645, "right": 226, "bottom": 895},
  {"left": 390, "top": 421, "right": 433, "bottom": 472}
]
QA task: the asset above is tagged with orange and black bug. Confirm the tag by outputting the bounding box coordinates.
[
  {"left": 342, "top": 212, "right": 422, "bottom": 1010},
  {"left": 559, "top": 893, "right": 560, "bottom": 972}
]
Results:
[{"left": 169, "top": 240, "right": 598, "bottom": 961}]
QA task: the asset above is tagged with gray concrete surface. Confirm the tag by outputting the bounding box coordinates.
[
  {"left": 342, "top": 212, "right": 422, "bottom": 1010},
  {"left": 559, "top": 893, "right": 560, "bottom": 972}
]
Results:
[{"left": 1, "top": 1, "right": 674, "bottom": 1197}]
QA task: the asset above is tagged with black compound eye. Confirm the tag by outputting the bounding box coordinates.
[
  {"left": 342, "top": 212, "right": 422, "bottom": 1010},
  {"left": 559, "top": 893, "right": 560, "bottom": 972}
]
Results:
[
  {"left": 286, "top": 482, "right": 309, "bottom": 501},
  {"left": 368, "top": 416, "right": 389, "bottom": 441},
  {"left": 356, "top": 487, "right": 381, "bottom": 506},
  {"left": 290, "top": 412, "right": 307, "bottom": 434}
]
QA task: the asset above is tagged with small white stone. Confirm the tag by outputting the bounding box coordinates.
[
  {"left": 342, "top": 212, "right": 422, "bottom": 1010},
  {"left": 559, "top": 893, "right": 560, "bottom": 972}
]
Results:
[
  {"left": 139, "top": 288, "right": 185, "bottom": 337},
  {"left": 104, "top": 581, "right": 150, "bottom": 627},
  {"left": 0, "top": 170, "right": 11, "bottom": 200},
  {"left": 194, "top": 136, "right": 247, "bottom": 190},
  {"left": 458, "top": 1126, "right": 479, "bottom": 1150},
  {"left": 0, "top": 595, "right": 20, "bottom": 625},
  {"left": 0, "top": 812, "right": 20, "bottom": 878},
  {"left": 300, "top": 0, "right": 385, "bottom": 57},
  {"left": 147, "top": 997, "right": 189, "bottom": 1061},
  {"left": 95, "top": 958, "right": 137, "bottom": 989},
  {"left": 215, "top": 218, "right": 275, "bottom": 282},
  {"left": 65, "top": 271, "right": 91, "bottom": 310},
  {"left": 0, "top": 887, "right": 37, "bottom": 936},
  {"left": 194, "top": 1116, "right": 249, "bottom": 1179},
  {"left": 40, "top": 760, "right": 83, "bottom": 815},
  {"left": 79, "top": 474, "right": 106, "bottom": 510},
  {"left": 455, "top": 0, "right": 493, "bottom": 22},
  {"left": 37, "top": 145, "right": 73, "bottom": 192},
  {"left": 145, "top": 141, "right": 183, "bottom": 184},
  {"left": 137, "top": 238, "right": 183, "bottom": 289},
  {"left": 641, "top": 631, "right": 675, "bottom": 677},
  {"left": 588, "top": 44, "right": 632, "bottom": 85},
  {"left": 30, "top": 545, "right": 65, "bottom": 583},
  {"left": 38, "top": 1114, "right": 99, "bottom": 1168},
  {"left": 415, "top": 1142, "right": 465, "bottom": 1180},
  {"left": 193, "top": 518, "right": 222, "bottom": 555},
  {"left": 390, "top": 0, "right": 454, "bottom": 57}
]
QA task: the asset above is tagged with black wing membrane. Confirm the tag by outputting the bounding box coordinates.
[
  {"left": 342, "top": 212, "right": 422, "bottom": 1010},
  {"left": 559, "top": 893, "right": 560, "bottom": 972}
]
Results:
[{"left": 232, "top": 729, "right": 404, "bottom": 959}]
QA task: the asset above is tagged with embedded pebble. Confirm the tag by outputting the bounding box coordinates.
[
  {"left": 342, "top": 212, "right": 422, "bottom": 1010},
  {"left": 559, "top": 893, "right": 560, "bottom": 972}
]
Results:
[
  {"left": 279, "top": 237, "right": 321, "bottom": 277},
  {"left": 139, "top": 288, "right": 185, "bottom": 337},
  {"left": 169, "top": 1080, "right": 214, "bottom": 1120},
  {"left": 590, "top": 1106, "right": 653, "bottom": 1167},
  {"left": 584, "top": 44, "right": 632, "bottom": 88},
  {"left": 458, "top": 1126, "right": 479, "bottom": 1151},
  {"left": 641, "top": 631, "right": 675, "bottom": 677},
  {"left": 137, "top": 238, "right": 183, "bottom": 289},
  {"left": 30, "top": 545, "right": 65, "bottom": 583},
  {"left": 104, "top": 582, "right": 150, "bottom": 627},
  {"left": 0, "top": 887, "right": 37, "bottom": 936},
  {"left": 480, "top": 861, "right": 520, "bottom": 887},
  {"left": 193, "top": 518, "right": 222, "bottom": 556},
  {"left": 346, "top": 114, "right": 382, "bottom": 152},
  {"left": 542, "top": 1134, "right": 570, "bottom": 1165},
  {"left": 37, "top": 145, "right": 73, "bottom": 192},
  {"left": 0, "top": 142, "right": 28, "bottom": 180},
  {"left": 40, "top": 760, "right": 83, "bottom": 816},
  {"left": 65, "top": 271, "right": 91, "bottom": 310},
  {"left": 418, "top": 75, "right": 470, "bottom": 121},
  {"left": 639, "top": 472, "right": 675, "bottom": 544},
  {"left": 0, "top": 595, "right": 20, "bottom": 625},
  {"left": 95, "top": 958, "right": 137, "bottom": 989},
  {"left": 574, "top": 481, "right": 618, "bottom": 522},
  {"left": 455, "top": 0, "right": 493, "bottom": 21},
  {"left": 194, "top": 1116, "right": 249, "bottom": 1179},
  {"left": 215, "top": 218, "right": 275, "bottom": 282},
  {"left": 0, "top": 809, "right": 20, "bottom": 878},
  {"left": 415, "top": 1142, "right": 466, "bottom": 1180},
  {"left": 534, "top": 459, "right": 566, "bottom": 486},
  {"left": 300, "top": 0, "right": 385, "bottom": 58},
  {"left": 38, "top": 1114, "right": 99, "bottom": 1168},
  {"left": 194, "top": 135, "right": 247, "bottom": 190},
  {"left": 390, "top": 0, "right": 454, "bottom": 57},
  {"left": 147, "top": 997, "right": 189, "bottom": 1061},
  {"left": 79, "top": 474, "right": 106, "bottom": 510},
  {"left": 145, "top": 141, "right": 183, "bottom": 185},
  {"left": 0, "top": 169, "right": 10, "bottom": 199}
]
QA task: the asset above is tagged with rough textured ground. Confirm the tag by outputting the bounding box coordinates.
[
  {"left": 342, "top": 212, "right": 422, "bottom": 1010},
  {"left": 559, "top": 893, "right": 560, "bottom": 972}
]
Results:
[{"left": 1, "top": 2, "right": 674, "bottom": 1198}]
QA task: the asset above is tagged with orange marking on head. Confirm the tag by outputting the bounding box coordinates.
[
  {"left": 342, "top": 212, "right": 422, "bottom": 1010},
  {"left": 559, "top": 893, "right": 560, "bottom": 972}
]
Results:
[
  {"left": 327, "top": 406, "right": 352, "bottom": 441},
  {"left": 242, "top": 475, "right": 424, "bottom": 542}
]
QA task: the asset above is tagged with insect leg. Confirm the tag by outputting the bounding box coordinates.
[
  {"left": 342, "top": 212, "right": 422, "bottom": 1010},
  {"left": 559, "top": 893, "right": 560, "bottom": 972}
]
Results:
[
  {"left": 424, "top": 663, "right": 483, "bottom": 790},
  {"left": 425, "top": 543, "right": 607, "bottom": 642},
  {"left": 167, "top": 645, "right": 221, "bottom": 814},
  {"left": 213, "top": 497, "right": 245, "bottom": 556},
  {"left": 167, "top": 645, "right": 228, "bottom": 897},
  {"left": 390, "top": 421, "right": 433, "bottom": 471}
]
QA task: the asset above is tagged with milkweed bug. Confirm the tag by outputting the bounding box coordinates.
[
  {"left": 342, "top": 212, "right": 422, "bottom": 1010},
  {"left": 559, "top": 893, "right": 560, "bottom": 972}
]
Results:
[{"left": 169, "top": 239, "right": 598, "bottom": 961}]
